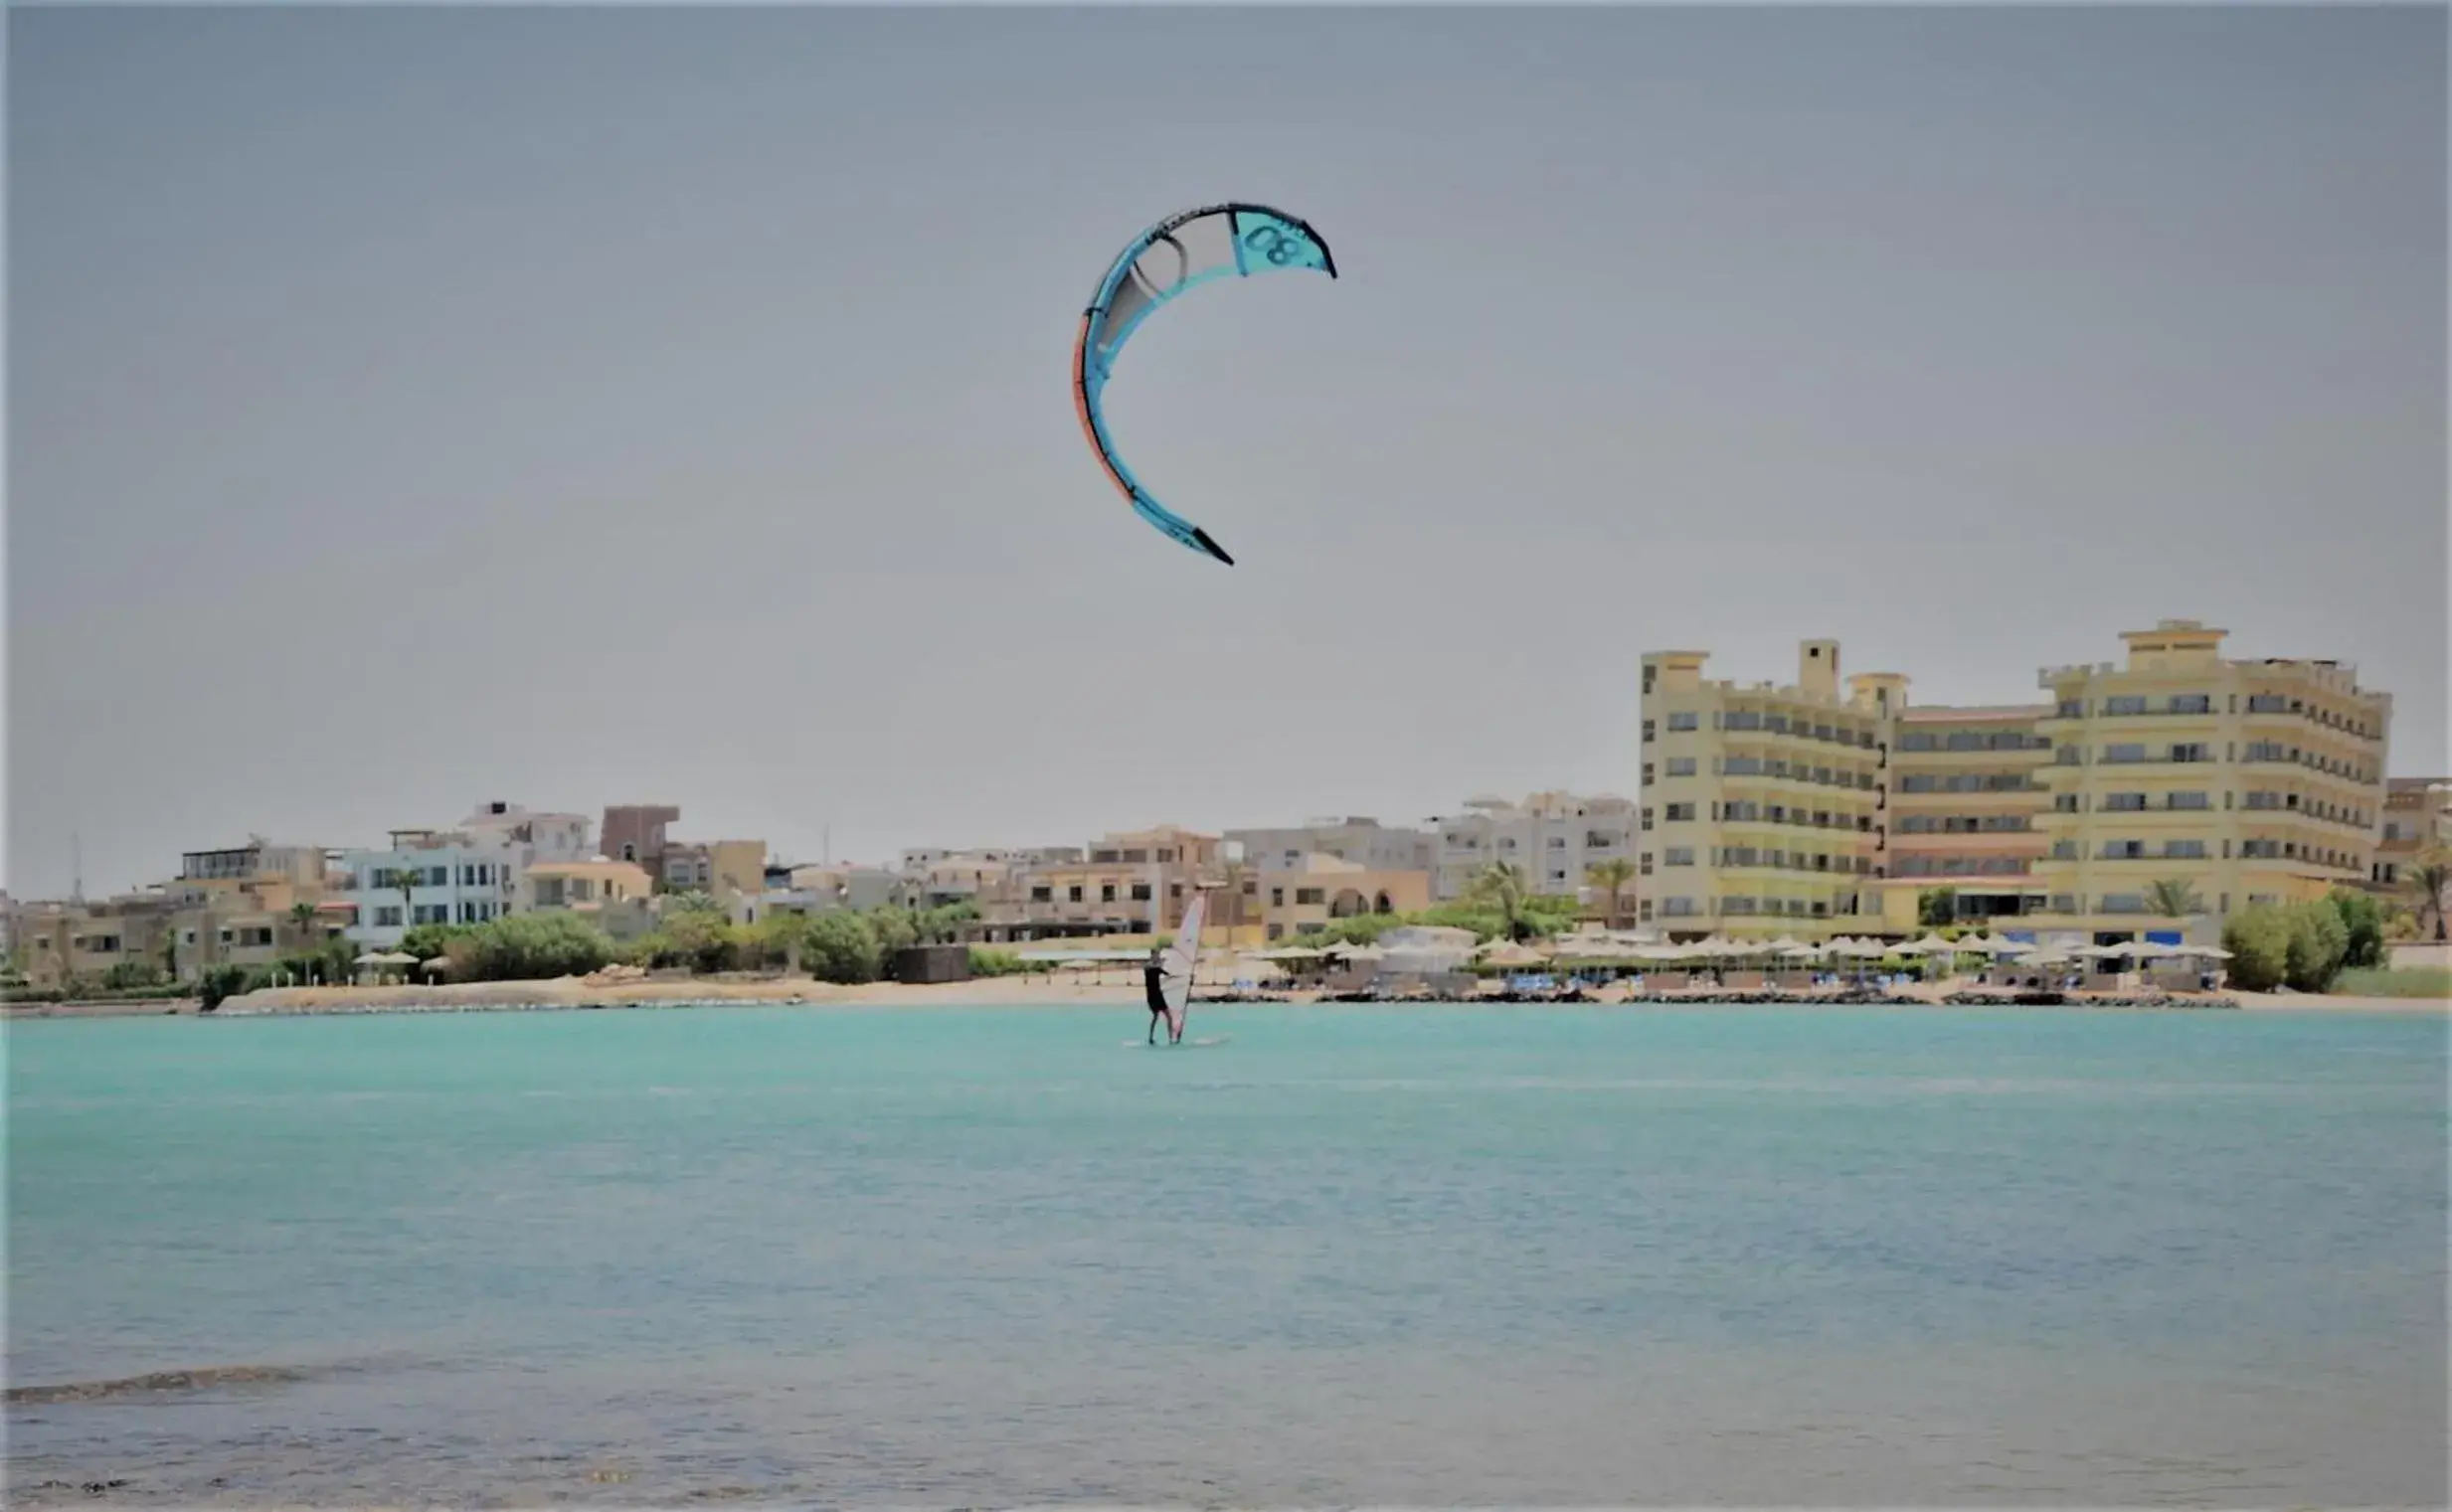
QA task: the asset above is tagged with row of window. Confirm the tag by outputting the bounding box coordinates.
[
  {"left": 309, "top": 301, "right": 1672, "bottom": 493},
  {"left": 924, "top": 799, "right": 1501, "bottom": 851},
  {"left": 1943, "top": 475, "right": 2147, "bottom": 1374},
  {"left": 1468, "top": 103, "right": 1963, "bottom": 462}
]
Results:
[
  {"left": 1896, "top": 773, "right": 2040, "bottom": 793},
  {"left": 2052, "top": 692, "right": 2378, "bottom": 741},
  {"left": 2043, "top": 836, "right": 2362, "bottom": 869},
  {"left": 1896, "top": 731, "right": 2052, "bottom": 753},
  {"left": 1644, "top": 710, "right": 1883, "bottom": 749},
  {"left": 1895, "top": 814, "right": 2032, "bottom": 833},
  {"left": 355, "top": 863, "right": 508, "bottom": 891},
  {"left": 1891, "top": 857, "right": 2033, "bottom": 877},
  {"left": 1717, "top": 758, "right": 1882, "bottom": 789}
]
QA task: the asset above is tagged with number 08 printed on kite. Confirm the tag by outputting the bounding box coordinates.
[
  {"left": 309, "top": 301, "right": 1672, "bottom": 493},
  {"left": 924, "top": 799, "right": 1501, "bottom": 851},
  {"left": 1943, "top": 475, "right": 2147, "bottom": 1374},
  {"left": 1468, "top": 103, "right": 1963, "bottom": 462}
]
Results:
[{"left": 1072, "top": 204, "right": 1337, "bottom": 567}]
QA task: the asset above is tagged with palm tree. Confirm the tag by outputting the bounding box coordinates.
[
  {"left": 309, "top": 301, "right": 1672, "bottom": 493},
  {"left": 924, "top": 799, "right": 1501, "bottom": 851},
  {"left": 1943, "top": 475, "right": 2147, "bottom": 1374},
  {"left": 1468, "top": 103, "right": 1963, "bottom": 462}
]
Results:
[
  {"left": 2408, "top": 849, "right": 2452, "bottom": 942},
  {"left": 2144, "top": 878, "right": 2204, "bottom": 925},
  {"left": 393, "top": 862, "right": 422, "bottom": 938},
  {"left": 1585, "top": 858, "right": 1637, "bottom": 929},
  {"left": 1467, "top": 861, "right": 1534, "bottom": 941},
  {"left": 287, "top": 901, "right": 319, "bottom": 951}
]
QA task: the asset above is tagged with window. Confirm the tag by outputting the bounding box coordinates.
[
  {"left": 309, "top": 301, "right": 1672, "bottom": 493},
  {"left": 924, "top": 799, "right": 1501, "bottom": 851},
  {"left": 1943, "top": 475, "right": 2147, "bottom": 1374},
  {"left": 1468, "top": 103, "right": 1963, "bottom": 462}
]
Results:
[
  {"left": 1898, "top": 733, "right": 1939, "bottom": 752},
  {"left": 374, "top": 907, "right": 404, "bottom": 927},
  {"left": 2169, "top": 743, "right": 2209, "bottom": 762},
  {"left": 1642, "top": 719, "right": 1656, "bottom": 742},
  {"left": 2169, "top": 694, "right": 2211, "bottom": 714},
  {"left": 1101, "top": 884, "right": 1118, "bottom": 903},
  {"left": 1945, "top": 732, "right": 1984, "bottom": 752},
  {"left": 2104, "top": 792, "right": 2147, "bottom": 811},
  {"left": 1068, "top": 885, "right": 1084, "bottom": 903},
  {"left": 2105, "top": 696, "right": 2147, "bottom": 716},
  {"left": 1270, "top": 888, "right": 1285, "bottom": 907},
  {"left": 2164, "top": 840, "right": 2206, "bottom": 859},
  {"left": 1664, "top": 757, "right": 1696, "bottom": 777},
  {"left": 2103, "top": 744, "right": 2147, "bottom": 763},
  {"left": 1664, "top": 847, "right": 1694, "bottom": 866},
  {"left": 1661, "top": 897, "right": 1697, "bottom": 918},
  {"left": 1295, "top": 888, "right": 1324, "bottom": 906},
  {"left": 1664, "top": 803, "right": 1696, "bottom": 822},
  {"left": 1130, "top": 884, "right": 1151, "bottom": 902},
  {"left": 2168, "top": 791, "right": 2210, "bottom": 810},
  {"left": 1666, "top": 711, "right": 1698, "bottom": 732}
]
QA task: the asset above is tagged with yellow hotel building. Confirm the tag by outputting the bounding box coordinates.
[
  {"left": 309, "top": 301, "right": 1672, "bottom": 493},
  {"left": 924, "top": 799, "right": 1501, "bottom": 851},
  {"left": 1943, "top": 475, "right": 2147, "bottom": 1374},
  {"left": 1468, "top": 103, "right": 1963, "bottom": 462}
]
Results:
[
  {"left": 1640, "top": 620, "right": 2395, "bottom": 942},
  {"left": 1638, "top": 640, "right": 1893, "bottom": 937},
  {"left": 2031, "top": 620, "right": 2391, "bottom": 927}
]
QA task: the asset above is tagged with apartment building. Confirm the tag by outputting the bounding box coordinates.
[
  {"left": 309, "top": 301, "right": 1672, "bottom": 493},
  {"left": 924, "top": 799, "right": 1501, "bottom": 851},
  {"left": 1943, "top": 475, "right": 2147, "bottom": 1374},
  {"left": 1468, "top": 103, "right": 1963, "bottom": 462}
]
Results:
[
  {"left": 659, "top": 840, "right": 769, "bottom": 902},
  {"left": 2031, "top": 620, "right": 2392, "bottom": 928},
  {"left": 1637, "top": 640, "right": 1894, "bottom": 938},
  {"left": 1426, "top": 792, "right": 1636, "bottom": 903},
  {"left": 977, "top": 826, "right": 1222, "bottom": 941},
  {"left": 2373, "top": 776, "right": 2450, "bottom": 889},
  {"left": 1224, "top": 817, "right": 1436, "bottom": 876},
  {"left": 1253, "top": 853, "right": 1433, "bottom": 941},
  {"left": 1885, "top": 702, "right": 2055, "bottom": 924},
  {"left": 338, "top": 830, "right": 522, "bottom": 944}
]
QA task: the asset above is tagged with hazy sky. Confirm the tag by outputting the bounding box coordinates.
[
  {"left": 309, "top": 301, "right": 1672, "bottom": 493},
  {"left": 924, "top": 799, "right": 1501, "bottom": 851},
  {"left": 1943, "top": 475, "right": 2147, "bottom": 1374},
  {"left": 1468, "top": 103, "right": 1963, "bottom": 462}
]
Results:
[{"left": 10, "top": 5, "right": 2445, "bottom": 898}]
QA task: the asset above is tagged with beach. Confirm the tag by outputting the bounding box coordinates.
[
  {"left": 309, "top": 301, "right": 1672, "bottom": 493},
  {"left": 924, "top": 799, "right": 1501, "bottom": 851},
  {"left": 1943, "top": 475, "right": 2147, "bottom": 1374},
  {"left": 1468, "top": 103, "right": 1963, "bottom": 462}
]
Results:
[{"left": 8, "top": 973, "right": 2440, "bottom": 1019}]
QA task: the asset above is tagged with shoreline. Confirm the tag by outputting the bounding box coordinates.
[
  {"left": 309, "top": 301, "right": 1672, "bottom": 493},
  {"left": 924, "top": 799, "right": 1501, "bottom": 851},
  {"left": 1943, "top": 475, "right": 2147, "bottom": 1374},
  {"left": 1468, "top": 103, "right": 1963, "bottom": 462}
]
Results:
[{"left": 7, "top": 975, "right": 2440, "bottom": 1020}]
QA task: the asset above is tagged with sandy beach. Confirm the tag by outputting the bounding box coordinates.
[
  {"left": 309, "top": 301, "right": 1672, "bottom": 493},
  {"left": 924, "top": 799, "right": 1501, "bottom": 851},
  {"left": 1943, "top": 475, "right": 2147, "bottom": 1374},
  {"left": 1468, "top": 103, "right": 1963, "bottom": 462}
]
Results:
[{"left": 8, "top": 975, "right": 2440, "bottom": 1019}]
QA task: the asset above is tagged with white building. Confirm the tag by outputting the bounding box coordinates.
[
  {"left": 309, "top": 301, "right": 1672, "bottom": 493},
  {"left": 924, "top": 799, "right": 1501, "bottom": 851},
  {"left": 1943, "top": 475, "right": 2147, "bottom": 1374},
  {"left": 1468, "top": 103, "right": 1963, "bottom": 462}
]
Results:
[
  {"left": 1224, "top": 817, "right": 1435, "bottom": 876},
  {"left": 1426, "top": 791, "right": 1638, "bottom": 902},
  {"left": 458, "top": 800, "right": 594, "bottom": 863},
  {"left": 339, "top": 831, "right": 521, "bottom": 944}
]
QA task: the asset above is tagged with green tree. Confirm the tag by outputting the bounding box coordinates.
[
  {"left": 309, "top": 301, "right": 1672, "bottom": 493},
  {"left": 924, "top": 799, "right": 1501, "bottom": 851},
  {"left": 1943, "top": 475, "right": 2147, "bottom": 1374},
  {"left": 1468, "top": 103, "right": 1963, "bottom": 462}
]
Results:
[
  {"left": 197, "top": 964, "right": 252, "bottom": 1012},
  {"left": 1918, "top": 887, "right": 1959, "bottom": 928},
  {"left": 1466, "top": 862, "right": 1538, "bottom": 941},
  {"left": 2406, "top": 850, "right": 2451, "bottom": 942},
  {"left": 2221, "top": 905, "right": 2292, "bottom": 992},
  {"left": 1585, "top": 858, "right": 1638, "bottom": 928},
  {"left": 399, "top": 922, "right": 471, "bottom": 963},
  {"left": 287, "top": 901, "right": 320, "bottom": 951},
  {"left": 450, "top": 914, "right": 613, "bottom": 982},
  {"left": 661, "top": 907, "right": 738, "bottom": 974},
  {"left": 392, "top": 862, "right": 422, "bottom": 933},
  {"left": 2144, "top": 878, "right": 2204, "bottom": 923},
  {"left": 2328, "top": 888, "right": 2385, "bottom": 971},
  {"left": 803, "top": 912, "right": 883, "bottom": 984},
  {"left": 864, "top": 906, "right": 919, "bottom": 955},
  {"left": 2283, "top": 900, "right": 2350, "bottom": 993}
]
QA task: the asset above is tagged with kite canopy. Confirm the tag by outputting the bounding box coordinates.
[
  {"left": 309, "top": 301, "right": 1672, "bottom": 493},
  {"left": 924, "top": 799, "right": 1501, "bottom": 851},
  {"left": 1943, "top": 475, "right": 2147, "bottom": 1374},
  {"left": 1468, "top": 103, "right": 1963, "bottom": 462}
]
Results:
[{"left": 1072, "top": 203, "right": 1337, "bottom": 566}]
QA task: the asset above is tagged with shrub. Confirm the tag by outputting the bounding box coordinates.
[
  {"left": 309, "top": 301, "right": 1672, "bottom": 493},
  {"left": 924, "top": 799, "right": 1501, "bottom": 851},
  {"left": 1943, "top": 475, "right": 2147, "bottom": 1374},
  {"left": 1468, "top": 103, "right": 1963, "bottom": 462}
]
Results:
[
  {"left": 2283, "top": 900, "right": 2350, "bottom": 993},
  {"left": 448, "top": 913, "right": 613, "bottom": 982},
  {"left": 803, "top": 912, "right": 883, "bottom": 984},
  {"left": 2328, "top": 889, "right": 2385, "bottom": 971},
  {"left": 101, "top": 960, "right": 164, "bottom": 991},
  {"left": 2221, "top": 906, "right": 2292, "bottom": 992},
  {"left": 197, "top": 964, "right": 253, "bottom": 1012},
  {"left": 967, "top": 947, "right": 1027, "bottom": 977}
]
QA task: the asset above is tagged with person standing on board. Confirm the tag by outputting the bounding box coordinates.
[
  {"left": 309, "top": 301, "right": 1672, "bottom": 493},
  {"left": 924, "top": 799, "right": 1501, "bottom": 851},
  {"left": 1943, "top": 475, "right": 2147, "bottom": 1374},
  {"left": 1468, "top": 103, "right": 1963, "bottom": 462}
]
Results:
[{"left": 1143, "top": 943, "right": 1180, "bottom": 1046}]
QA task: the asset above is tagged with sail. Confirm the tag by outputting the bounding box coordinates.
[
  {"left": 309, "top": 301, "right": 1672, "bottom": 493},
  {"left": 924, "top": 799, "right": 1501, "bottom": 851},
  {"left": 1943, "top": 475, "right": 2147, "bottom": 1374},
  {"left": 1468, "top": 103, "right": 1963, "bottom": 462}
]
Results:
[{"left": 1158, "top": 888, "right": 1207, "bottom": 1033}]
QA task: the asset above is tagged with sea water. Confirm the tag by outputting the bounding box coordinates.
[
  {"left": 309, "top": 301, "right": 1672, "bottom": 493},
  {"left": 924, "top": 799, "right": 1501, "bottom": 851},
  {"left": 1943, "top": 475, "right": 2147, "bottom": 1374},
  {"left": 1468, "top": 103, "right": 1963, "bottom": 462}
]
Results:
[{"left": 7, "top": 1003, "right": 2444, "bottom": 1506}]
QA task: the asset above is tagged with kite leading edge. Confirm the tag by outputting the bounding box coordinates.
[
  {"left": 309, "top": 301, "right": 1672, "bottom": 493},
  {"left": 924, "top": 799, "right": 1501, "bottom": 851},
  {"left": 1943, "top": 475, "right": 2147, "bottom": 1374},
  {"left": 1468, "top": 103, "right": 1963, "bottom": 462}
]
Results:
[{"left": 1072, "top": 203, "right": 1337, "bottom": 566}]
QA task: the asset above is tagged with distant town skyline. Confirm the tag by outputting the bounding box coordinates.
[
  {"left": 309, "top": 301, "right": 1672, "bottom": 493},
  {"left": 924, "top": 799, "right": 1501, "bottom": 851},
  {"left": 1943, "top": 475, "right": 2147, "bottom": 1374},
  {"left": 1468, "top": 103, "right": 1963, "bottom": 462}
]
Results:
[{"left": 12, "top": 6, "right": 2444, "bottom": 899}]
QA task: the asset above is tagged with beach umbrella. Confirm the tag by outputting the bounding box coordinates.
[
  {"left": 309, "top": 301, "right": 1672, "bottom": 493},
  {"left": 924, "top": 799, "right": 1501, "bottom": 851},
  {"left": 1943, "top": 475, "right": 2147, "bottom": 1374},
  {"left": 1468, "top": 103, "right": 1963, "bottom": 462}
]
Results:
[{"left": 1477, "top": 939, "right": 1548, "bottom": 968}]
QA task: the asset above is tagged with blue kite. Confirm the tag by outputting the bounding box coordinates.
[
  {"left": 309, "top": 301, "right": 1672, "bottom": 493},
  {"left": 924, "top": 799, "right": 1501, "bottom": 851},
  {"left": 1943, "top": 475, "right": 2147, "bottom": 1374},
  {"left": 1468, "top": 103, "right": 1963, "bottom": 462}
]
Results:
[{"left": 1071, "top": 203, "right": 1337, "bottom": 566}]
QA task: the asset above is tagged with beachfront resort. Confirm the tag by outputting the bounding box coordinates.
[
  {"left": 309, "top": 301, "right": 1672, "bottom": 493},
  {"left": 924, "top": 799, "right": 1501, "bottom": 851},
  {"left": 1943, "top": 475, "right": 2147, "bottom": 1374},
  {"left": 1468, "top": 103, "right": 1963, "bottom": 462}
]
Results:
[{"left": 10, "top": 618, "right": 2449, "bottom": 1007}]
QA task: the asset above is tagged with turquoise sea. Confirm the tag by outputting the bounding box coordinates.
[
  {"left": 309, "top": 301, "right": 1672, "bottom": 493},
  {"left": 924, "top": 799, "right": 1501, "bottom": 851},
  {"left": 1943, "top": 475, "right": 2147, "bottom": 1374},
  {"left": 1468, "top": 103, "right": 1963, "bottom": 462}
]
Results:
[{"left": 6, "top": 1003, "right": 2445, "bottom": 1506}]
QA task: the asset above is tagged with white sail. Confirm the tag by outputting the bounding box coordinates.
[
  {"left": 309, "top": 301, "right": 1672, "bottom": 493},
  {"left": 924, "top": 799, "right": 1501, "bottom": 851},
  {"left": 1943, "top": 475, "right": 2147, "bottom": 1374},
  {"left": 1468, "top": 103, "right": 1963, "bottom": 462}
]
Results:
[{"left": 1158, "top": 888, "right": 1207, "bottom": 1028}]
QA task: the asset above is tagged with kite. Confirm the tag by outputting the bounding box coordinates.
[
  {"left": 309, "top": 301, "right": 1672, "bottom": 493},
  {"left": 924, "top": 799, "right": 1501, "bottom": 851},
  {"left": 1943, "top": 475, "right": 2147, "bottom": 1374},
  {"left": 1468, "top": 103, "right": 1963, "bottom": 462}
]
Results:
[{"left": 1072, "top": 203, "right": 1337, "bottom": 566}]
